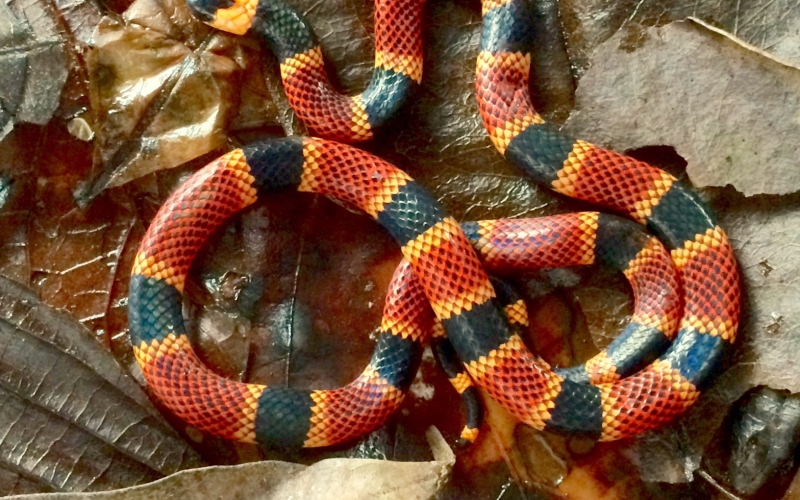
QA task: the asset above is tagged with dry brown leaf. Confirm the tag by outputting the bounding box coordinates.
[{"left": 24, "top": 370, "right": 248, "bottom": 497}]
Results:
[
  {"left": 5, "top": 428, "right": 454, "bottom": 500},
  {"left": 564, "top": 20, "right": 800, "bottom": 196},
  {"left": 560, "top": 0, "right": 800, "bottom": 75}
]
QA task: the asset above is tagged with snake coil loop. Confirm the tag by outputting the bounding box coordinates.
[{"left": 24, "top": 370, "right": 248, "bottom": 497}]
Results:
[{"left": 128, "top": 0, "right": 741, "bottom": 448}]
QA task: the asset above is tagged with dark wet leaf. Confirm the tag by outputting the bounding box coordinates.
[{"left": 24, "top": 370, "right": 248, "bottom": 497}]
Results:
[
  {"left": 0, "top": 177, "right": 11, "bottom": 210},
  {"left": 28, "top": 183, "right": 139, "bottom": 341},
  {"left": 0, "top": 0, "right": 68, "bottom": 142},
  {"left": 82, "top": 0, "right": 287, "bottom": 200},
  {"left": 705, "top": 387, "right": 800, "bottom": 497},
  {"left": 50, "top": 0, "right": 103, "bottom": 46},
  {"left": 0, "top": 276, "right": 203, "bottom": 492}
]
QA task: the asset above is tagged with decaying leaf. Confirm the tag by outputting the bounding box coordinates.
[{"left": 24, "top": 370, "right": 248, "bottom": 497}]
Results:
[
  {"left": 0, "top": 276, "right": 203, "bottom": 492},
  {"left": 84, "top": 13, "right": 236, "bottom": 196},
  {"left": 0, "top": 0, "right": 68, "bottom": 142},
  {"left": 5, "top": 428, "right": 454, "bottom": 500},
  {"left": 563, "top": 20, "right": 800, "bottom": 196},
  {"left": 82, "top": 0, "right": 285, "bottom": 200},
  {"left": 27, "top": 185, "right": 139, "bottom": 340}
]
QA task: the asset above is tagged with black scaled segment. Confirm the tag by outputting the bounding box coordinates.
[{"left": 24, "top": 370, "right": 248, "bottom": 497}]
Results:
[
  {"left": 377, "top": 181, "right": 445, "bottom": 245},
  {"left": 371, "top": 332, "right": 421, "bottom": 392},
  {"left": 442, "top": 300, "right": 511, "bottom": 364},
  {"left": 255, "top": 388, "right": 314, "bottom": 448},
  {"left": 505, "top": 124, "right": 575, "bottom": 185},
  {"left": 663, "top": 328, "right": 726, "bottom": 386},
  {"left": 555, "top": 365, "right": 591, "bottom": 385},
  {"left": 431, "top": 337, "right": 483, "bottom": 445},
  {"left": 459, "top": 386, "right": 482, "bottom": 444},
  {"left": 545, "top": 381, "right": 603, "bottom": 437},
  {"left": 647, "top": 183, "right": 717, "bottom": 250},
  {"left": 459, "top": 221, "right": 481, "bottom": 243},
  {"left": 362, "top": 68, "right": 415, "bottom": 128},
  {"left": 481, "top": 0, "right": 534, "bottom": 54},
  {"left": 606, "top": 324, "right": 670, "bottom": 375},
  {"left": 594, "top": 214, "right": 650, "bottom": 270},
  {"left": 489, "top": 277, "right": 519, "bottom": 306},
  {"left": 128, "top": 275, "right": 186, "bottom": 344},
  {"left": 251, "top": 1, "right": 317, "bottom": 62},
  {"left": 431, "top": 337, "right": 462, "bottom": 379},
  {"left": 244, "top": 138, "right": 305, "bottom": 192},
  {"left": 186, "top": 0, "right": 233, "bottom": 22}
]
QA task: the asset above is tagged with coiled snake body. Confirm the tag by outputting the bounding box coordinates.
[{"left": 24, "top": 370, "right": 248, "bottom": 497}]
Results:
[{"left": 128, "top": 0, "right": 741, "bottom": 448}]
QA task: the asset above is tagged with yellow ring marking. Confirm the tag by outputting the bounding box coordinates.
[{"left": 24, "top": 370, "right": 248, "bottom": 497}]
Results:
[
  {"left": 375, "top": 51, "right": 423, "bottom": 83},
  {"left": 460, "top": 426, "right": 479, "bottom": 442},
  {"left": 133, "top": 333, "right": 193, "bottom": 370},
  {"left": 631, "top": 172, "right": 674, "bottom": 223},
  {"left": 449, "top": 372, "right": 473, "bottom": 394},
  {"left": 584, "top": 351, "right": 619, "bottom": 385},
  {"left": 681, "top": 315, "right": 737, "bottom": 341},
  {"left": 209, "top": 0, "right": 259, "bottom": 35},
  {"left": 504, "top": 299, "right": 529, "bottom": 326},
  {"left": 231, "top": 384, "right": 265, "bottom": 443},
  {"left": 633, "top": 311, "right": 679, "bottom": 338},
  {"left": 670, "top": 226, "right": 727, "bottom": 268},
  {"left": 380, "top": 313, "right": 428, "bottom": 342},
  {"left": 431, "top": 321, "right": 446, "bottom": 339},
  {"left": 480, "top": 0, "right": 515, "bottom": 16},
  {"left": 279, "top": 46, "right": 324, "bottom": 81},
  {"left": 349, "top": 95, "right": 373, "bottom": 140},
  {"left": 363, "top": 167, "right": 411, "bottom": 218},
  {"left": 552, "top": 140, "right": 593, "bottom": 197}
]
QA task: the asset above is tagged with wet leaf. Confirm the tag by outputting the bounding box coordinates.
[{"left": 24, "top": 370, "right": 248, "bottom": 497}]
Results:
[
  {"left": 0, "top": 0, "right": 68, "bottom": 141},
  {"left": 28, "top": 183, "right": 139, "bottom": 340},
  {"left": 0, "top": 276, "right": 203, "bottom": 492},
  {"left": 705, "top": 387, "right": 800, "bottom": 497},
  {"left": 82, "top": 0, "right": 285, "bottom": 200},
  {"left": 0, "top": 469, "right": 49, "bottom": 496}
]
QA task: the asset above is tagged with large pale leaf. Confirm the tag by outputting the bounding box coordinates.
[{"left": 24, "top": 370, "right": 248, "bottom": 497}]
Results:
[
  {"left": 564, "top": 20, "right": 800, "bottom": 196},
  {"left": 4, "top": 428, "right": 454, "bottom": 500}
]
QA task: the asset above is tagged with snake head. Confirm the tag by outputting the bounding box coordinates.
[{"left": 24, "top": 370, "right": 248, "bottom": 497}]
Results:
[{"left": 187, "top": 0, "right": 258, "bottom": 35}]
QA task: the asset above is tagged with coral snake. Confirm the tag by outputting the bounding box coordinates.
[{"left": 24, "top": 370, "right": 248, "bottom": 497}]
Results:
[{"left": 128, "top": 0, "right": 741, "bottom": 448}]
